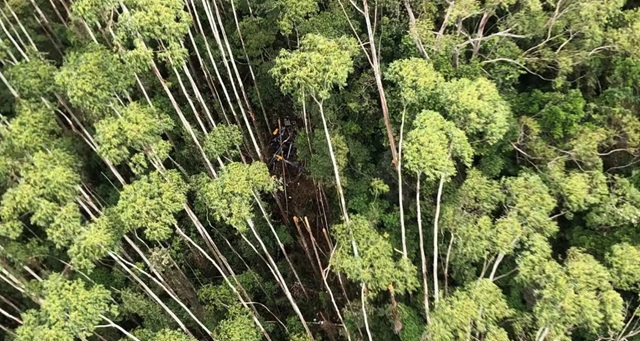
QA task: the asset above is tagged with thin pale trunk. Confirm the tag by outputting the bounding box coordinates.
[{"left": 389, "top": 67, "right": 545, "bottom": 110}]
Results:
[
  {"left": 149, "top": 61, "right": 217, "bottom": 177},
  {"left": 227, "top": 0, "right": 271, "bottom": 133},
  {"left": 0, "top": 70, "right": 17, "bottom": 98},
  {"left": 201, "top": 0, "right": 263, "bottom": 160},
  {"left": 188, "top": 0, "right": 242, "bottom": 129},
  {"left": 5, "top": 4, "right": 37, "bottom": 49},
  {"left": 0, "top": 307, "right": 21, "bottom": 324},
  {"left": 28, "top": 0, "right": 66, "bottom": 48},
  {"left": 444, "top": 233, "right": 454, "bottom": 296},
  {"left": 0, "top": 16, "right": 29, "bottom": 60},
  {"left": 184, "top": 30, "right": 219, "bottom": 128},
  {"left": 54, "top": 96, "right": 127, "bottom": 185},
  {"left": 536, "top": 326, "right": 550, "bottom": 341},
  {"left": 316, "top": 99, "right": 350, "bottom": 225},
  {"left": 176, "top": 224, "right": 273, "bottom": 341},
  {"left": 112, "top": 253, "right": 212, "bottom": 337},
  {"left": 317, "top": 97, "right": 371, "bottom": 336},
  {"left": 293, "top": 216, "right": 320, "bottom": 278},
  {"left": 472, "top": 12, "right": 491, "bottom": 58},
  {"left": 403, "top": 0, "right": 429, "bottom": 59},
  {"left": 246, "top": 219, "right": 314, "bottom": 339},
  {"left": 489, "top": 252, "right": 505, "bottom": 281},
  {"left": 361, "top": 285, "right": 373, "bottom": 341},
  {"left": 170, "top": 63, "right": 208, "bottom": 135},
  {"left": 0, "top": 11, "right": 29, "bottom": 51},
  {"left": 302, "top": 94, "right": 312, "bottom": 152},
  {"left": 46, "top": 0, "right": 69, "bottom": 27},
  {"left": 301, "top": 217, "right": 352, "bottom": 340},
  {"left": 253, "top": 192, "right": 308, "bottom": 297},
  {"left": 433, "top": 174, "right": 445, "bottom": 303},
  {"left": 100, "top": 316, "right": 141, "bottom": 341},
  {"left": 361, "top": 0, "right": 397, "bottom": 167},
  {"left": 435, "top": 1, "right": 455, "bottom": 50},
  {"left": 0, "top": 295, "right": 22, "bottom": 315},
  {"left": 109, "top": 252, "right": 194, "bottom": 337},
  {"left": 416, "top": 174, "right": 431, "bottom": 322},
  {"left": 0, "top": 38, "right": 18, "bottom": 63},
  {"left": 398, "top": 109, "right": 407, "bottom": 258},
  {"left": 123, "top": 235, "right": 176, "bottom": 297}
]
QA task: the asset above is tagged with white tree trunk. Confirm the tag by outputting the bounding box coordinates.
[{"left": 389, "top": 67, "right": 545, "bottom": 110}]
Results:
[
  {"left": 416, "top": 174, "right": 430, "bottom": 322},
  {"left": 433, "top": 174, "right": 445, "bottom": 303}
]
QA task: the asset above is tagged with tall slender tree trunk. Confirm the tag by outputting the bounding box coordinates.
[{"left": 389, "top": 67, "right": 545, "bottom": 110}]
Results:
[
  {"left": 416, "top": 174, "right": 430, "bottom": 322},
  {"left": 398, "top": 109, "right": 407, "bottom": 258},
  {"left": 433, "top": 174, "right": 445, "bottom": 303},
  {"left": 361, "top": 0, "right": 397, "bottom": 168}
]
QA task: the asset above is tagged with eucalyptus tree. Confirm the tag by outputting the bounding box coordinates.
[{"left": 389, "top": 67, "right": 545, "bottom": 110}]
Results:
[
  {"left": 403, "top": 110, "right": 472, "bottom": 310},
  {"left": 15, "top": 274, "right": 117, "bottom": 341},
  {"left": 272, "top": 33, "right": 358, "bottom": 223}
]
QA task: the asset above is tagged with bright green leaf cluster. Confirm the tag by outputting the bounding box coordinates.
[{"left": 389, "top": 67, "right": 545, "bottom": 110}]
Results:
[
  {"left": 68, "top": 211, "right": 122, "bottom": 272},
  {"left": 518, "top": 242, "right": 624, "bottom": 340},
  {"left": 425, "top": 279, "right": 512, "bottom": 341},
  {"left": 271, "top": 34, "right": 358, "bottom": 101},
  {"left": 95, "top": 102, "right": 173, "bottom": 166},
  {"left": 403, "top": 110, "right": 473, "bottom": 181},
  {"left": 434, "top": 77, "right": 511, "bottom": 148},
  {"left": 606, "top": 242, "right": 640, "bottom": 291},
  {"left": 56, "top": 44, "right": 135, "bottom": 120},
  {"left": 115, "top": 170, "right": 187, "bottom": 241},
  {"left": 0, "top": 149, "right": 80, "bottom": 239},
  {"left": 117, "top": 0, "right": 192, "bottom": 63},
  {"left": 193, "top": 162, "right": 275, "bottom": 231},
  {"left": 203, "top": 124, "right": 243, "bottom": 160},
  {"left": 330, "top": 215, "right": 419, "bottom": 295},
  {"left": 5, "top": 57, "right": 57, "bottom": 99},
  {"left": 214, "top": 305, "right": 261, "bottom": 341},
  {"left": 16, "top": 274, "right": 117, "bottom": 340}
]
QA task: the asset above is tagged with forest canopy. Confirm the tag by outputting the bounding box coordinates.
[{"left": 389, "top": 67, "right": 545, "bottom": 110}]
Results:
[{"left": 1, "top": 0, "right": 640, "bottom": 340}]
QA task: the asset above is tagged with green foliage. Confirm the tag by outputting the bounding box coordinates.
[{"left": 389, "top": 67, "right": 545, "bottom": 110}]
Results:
[
  {"left": 132, "top": 329, "right": 196, "bottom": 341},
  {"left": 115, "top": 170, "right": 187, "bottom": 240},
  {"left": 403, "top": 110, "right": 473, "bottom": 180},
  {"left": 47, "top": 203, "right": 83, "bottom": 248},
  {"left": 203, "top": 124, "right": 243, "bottom": 160},
  {"left": 1, "top": 149, "right": 80, "bottom": 239},
  {"left": 331, "top": 215, "right": 418, "bottom": 295},
  {"left": 4, "top": 1, "right": 640, "bottom": 340},
  {"left": 214, "top": 305, "right": 261, "bottom": 341},
  {"left": 297, "top": 131, "right": 348, "bottom": 185},
  {"left": 434, "top": 77, "right": 511, "bottom": 148},
  {"left": 117, "top": 0, "right": 192, "bottom": 63},
  {"left": 0, "top": 101, "right": 62, "bottom": 167},
  {"left": 275, "top": 0, "right": 318, "bottom": 35},
  {"left": 68, "top": 211, "right": 122, "bottom": 272},
  {"left": 425, "top": 279, "right": 512, "bottom": 341},
  {"left": 503, "top": 173, "right": 557, "bottom": 237},
  {"left": 120, "top": 289, "right": 174, "bottom": 331},
  {"left": 518, "top": 89, "right": 586, "bottom": 139},
  {"left": 237, "top": 17, "right": 277, "bottom": 58},
  {"left": 192, "top": 162, "right": 275, "bottom": 231},
  {"left": 549, "top": 164, "right": 608, "bottom": 212},
  {"left": 387, "top": 58, "right": 444, "bottom": 107},
  {"left": 16, "top": 274, "right": 117, "bottom": 340},
  {"left": 397, "top": 303, "right": 422, "bottom": 341},
  {"left": 271, "top": 34, "right": 358, "bottom": 101},
  {"left": 71, "top": 0, "right": 118, "bottom": 24},
  {"left": 606, "top": 242, "right": 640, "bottom": 291},
  {"left": 518, "top": 243, "right": 625, "bottom": 340},
  {"left": 5, "top": 57, "right": 57, "bottom": 99},
  {"left": 95, "top": 102, "right": 173, "bottom": 167},
  {"left": 56, "top": 44, "right": 135, "bottom": 120},
  {"left": 586, "top": 177, "right": 640, "bottom": 229}
]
